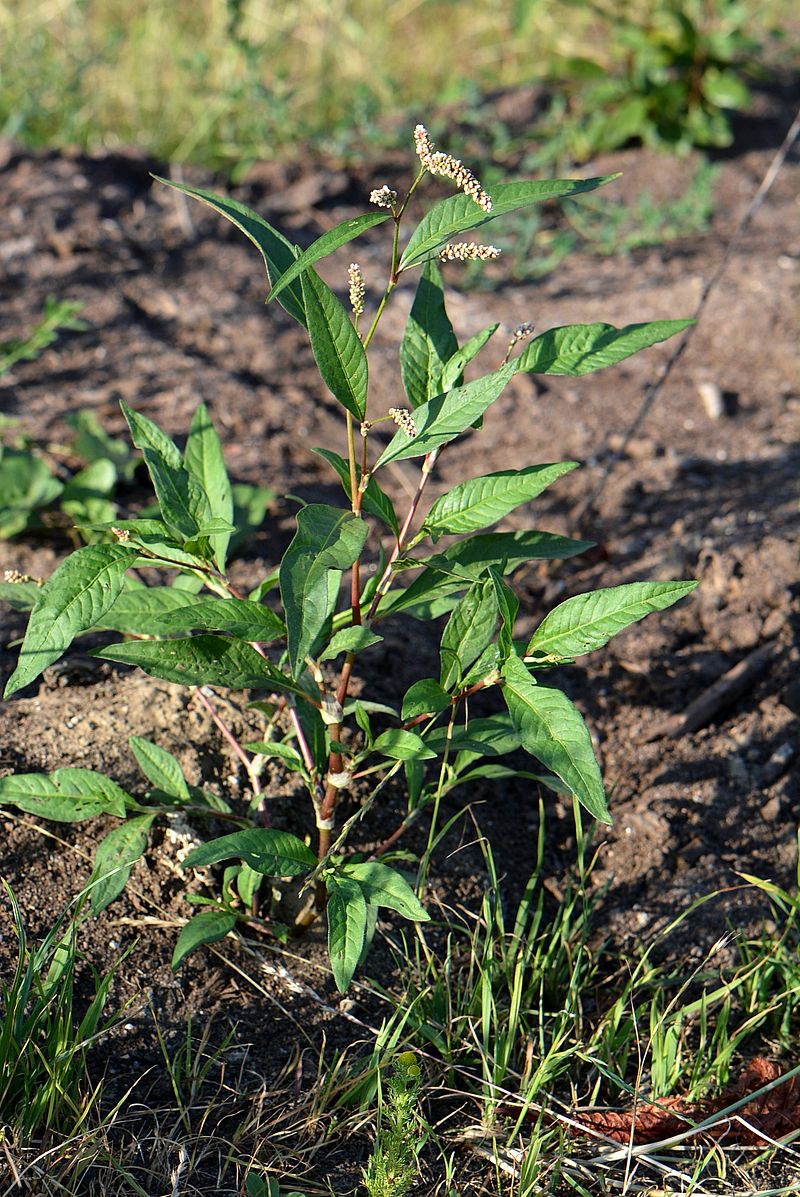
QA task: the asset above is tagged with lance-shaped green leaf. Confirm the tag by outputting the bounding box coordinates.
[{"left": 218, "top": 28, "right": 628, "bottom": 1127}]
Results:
[
  {"left": 440, "top": 323, "right": 499, "bottom": 391},
  {"left": 172, "top": 910, "right": 237, "bottom": 971},
  {"left": 440, "top": 574, "right": 499, "bottom": 691},
  {"left": 183, "top": 828, "right": 317, "bottom": 875},
  {"left": 312, "top": 447, "right": 398, "bottom": 534},
  {"left": 151, "top": 597, "right": 285, "bottom": 641},
  {"left": 301, "top": 269, "right": 368, "bottom": 422},
  {"left": 527, "top": 581, "right": 698, "bottom": 662},
  {"left": 422, "top": 462, "right": 578, "bottom": 540},
  {"left": 513, "top": 320, "right": 692, "bottom": 376},
  {"left": 425, "top": 713, "right": 520, "bottom": 759},
  {"left": 90, "top": 587, "right": 204, "bottom": 634},
  {"left": 4, "top": 543, "right": 137, "bottom": 697},
  {"left": 280, "top": 504, "right": 369, "bottom": 677},
  {"left": 0, "top": 769, "right": 130, "bottom": 821},
  {"left": 120, "top": 401, "right": 183, "bottom": 469},
  {"left": 152, "top": 178, "right": 307, "bottom": 326},
  {"left": 489, "top": 566, "right": 519, "bottom": 660},
  {"left": 501, "top": 655, "right": 609, "bottom": 823},
  {"left": 0, "top": 580, "right": 39, "bottom": 611},
  {"left": 399, "top": 176, "right": 616, "bottom": 270},
  {"left": 424, "top": 529, "right": 594, "bottom": 578},
  {"left": 341, "top": 862, "right": 429, "bottom": 922},
  {"left": 92, "top": 635, "right": 310, "bottom": 699},
  {"left": 141, "top": 448, "right": 211, "bottom": 542},
  {"left": 374, "top": 362, "right": 516, "bottom": 468},
  {"left": 267, "top": 212, "right": 391, "bottom": 302},
  {"left": 371, "top": 729, "right": 437, "bottom": 761},
  {"left": 129, "top": 736, "right": 190, "bottom": 800},
  {"left": 319, "top": 626, "right": 383, "bottom": 661},
  {"left": 184, "top": 403, "right": 234, "bottom": 569},
  {"left": 90, "top": 814, "right": 156, "bottom": 913},
  {"left": 326, "top": 874, "right": 368, "bottom": 992},
  {"left": 401, "top": 678, "right": 451, "bottom": 720},
  {"left": 400, "top": 260, "right": 458, "bottom": 409}
]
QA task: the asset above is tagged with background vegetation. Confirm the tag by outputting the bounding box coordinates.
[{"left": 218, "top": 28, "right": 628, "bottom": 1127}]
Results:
[{"left": 0, "top": 0, "right": 793, "bottom": 174}]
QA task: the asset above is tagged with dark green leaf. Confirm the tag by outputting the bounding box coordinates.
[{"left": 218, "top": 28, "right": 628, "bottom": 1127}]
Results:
[
  {"left": 399, "top": 260, "right": 458, "bottom": 409},
  {"left": 4, "top": 543, "right": 137, "bottom": 697},
  {"left": 120, "top": 401, "right": 182, "bottom": 468},
  {"left": 426, "top": 713, "right": 519, "bottom": 760},
  {"left": 267, "top": 212, "right": 391, "bottom": 302},
  {"left": 184, "top": 403, "right": 234, "bottom": 569},
  {"left": 489, "top": 567, "right": 519, "bottom": 660},
  {"left": 183, "top": 828, "right": 317, "bottom": 875},
  {"left": 0, "top": 768, "right": 130, "bottom": 821},
  {"left": 326, "top": 875, "right": 367, "bottom": 992},
  {"left": 513, "top": 320, "right": 692, "bottom": 376},
  {"left": 527, "top": 581, "right": 698, "bottom": 661},
  {"left": 153, "top": 178, "right": 307, "bottom": 326},
  {"left": 300, "top": 269, "right": 368, "bottom": 421},
  {"left": 244, "top": 740, "right": 306, "bottom": 772},
  {"left": 91, "top": 586, "right": 203, "bottom": 634},
  {"left": 440, "top": 323, "right": 499, "bottom": 391},
  {"left": 425, "top": 529, "right": 594, "bottom": 577},
  {"left": 401, "top": 678, "right": 451, "bottom": 721},
  {"left": 152, "top": 597, "right": 285, "bottom": 641},
  {"left": 90, "top": 814, "right": 155, "bottom": 913},
  {"left": 172, "top": 910, "right": 237, "bottom": 971},
  {"left": 319, "top": 625, "right": 383, "bottom": 661},
  {"left": 129, "top": 736, "right": 190, "bottom": 800},
  {"left": 501, "top": 655, "right": 609, "bottom": 823},
  {"left": 0, "top": 580, "right": 39, "bottom": 610},
  {"left": 439, "top": 574, "right": 499, "bottom": 691},
  {"left": 423, "top": 462, "right": 577, "bottom": 540},
  {"left": 312, "top": 447, "right": 398, "bottom": 534},
  {"left": 371, "top": 729, "right": 437, "bottom": 761},
  {"left": 92, "top": 634, "right": 309, "bottom": 698},
  {"left": 141, "top": 448, "right": 210, "bottom": 541},
  {"left": 374, "top": 362, "right": 516, "bottom": 468},
  {"left": 399, "top": 176, "right": 617, "bottom": 269},
  {"left": 280, "top": 504, "right": 369, "bottom": 677},
  {"left": 342, "top": 861, "right": 429, "bottom": 921}
]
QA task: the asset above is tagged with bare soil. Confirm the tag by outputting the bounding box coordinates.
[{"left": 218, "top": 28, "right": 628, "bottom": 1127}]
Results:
[{"left": 0, "top": 86, "right": 799, "bottom": 1193}]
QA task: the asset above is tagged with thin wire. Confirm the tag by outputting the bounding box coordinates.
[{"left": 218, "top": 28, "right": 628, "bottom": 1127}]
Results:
[{"left": 572, "top": 102, "right": 800, "bottom": 530}]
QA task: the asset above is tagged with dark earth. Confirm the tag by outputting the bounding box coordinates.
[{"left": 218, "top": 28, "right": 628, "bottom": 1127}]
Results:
[{"left": 0, "top": 84, "right": 798, "bottom": 1194}]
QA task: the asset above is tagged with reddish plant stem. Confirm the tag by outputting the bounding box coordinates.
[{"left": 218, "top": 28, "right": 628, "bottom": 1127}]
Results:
[
  {"left": 366, "top": 448, "right": 438, "bottom": 623},
  {"left": 193, "top": 687, "right": 267, "bottom": 822}
]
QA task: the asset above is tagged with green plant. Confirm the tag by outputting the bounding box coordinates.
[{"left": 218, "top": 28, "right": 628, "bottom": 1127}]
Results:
[
  {"left": 362, "top": 1052, "right": 424, "bottom": 1197},
  {"left": 0, "top": 295, "right": 86, "bottom": 378},
  {"left": 1, "top": 125, "right": 697, "bottom": 992},
  {"left": 0, "top": 883, "right": 125, "bottom": 1139},
  {"left": 534, "top": 0, "right": 761, "bottom": 162}
]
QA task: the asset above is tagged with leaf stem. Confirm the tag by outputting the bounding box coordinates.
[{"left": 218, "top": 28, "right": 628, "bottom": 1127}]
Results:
[
  {"left": 366, "top": 448, "right": 439, "bottom": 622},
  {"left": 193, "top": 687, "right": 266, "bottom": 822}
]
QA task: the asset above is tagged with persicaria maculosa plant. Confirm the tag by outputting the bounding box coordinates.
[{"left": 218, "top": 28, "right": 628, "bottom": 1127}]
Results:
[{"left": 0, "top": 125, "right": 697, "bottom": 990}]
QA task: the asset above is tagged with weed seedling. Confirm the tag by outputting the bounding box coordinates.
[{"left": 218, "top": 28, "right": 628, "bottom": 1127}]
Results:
[{"left": 1, "top": 124, "right": 697, "bottom": 991}]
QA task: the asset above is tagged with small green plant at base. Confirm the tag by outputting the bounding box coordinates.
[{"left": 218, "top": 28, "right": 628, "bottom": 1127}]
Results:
[
  {"left": 363, "top": 1052, "right": 423, "bottom": 1197},
  {"left": 0, "top": 882, "right": 125, "bottom": 1140},
  {"left": 1, "top": 124, "right": 697, "bottom": 992}
]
